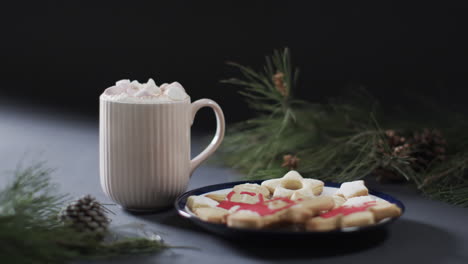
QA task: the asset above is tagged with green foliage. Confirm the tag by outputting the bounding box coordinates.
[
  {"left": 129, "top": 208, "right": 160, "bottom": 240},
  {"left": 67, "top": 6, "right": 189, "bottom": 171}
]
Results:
[
  {"left": 219, "top": 48, "right": 468, "bottom": 207},
  {"left": 0, "top": 163, "right": 168, "bottom": 264}
]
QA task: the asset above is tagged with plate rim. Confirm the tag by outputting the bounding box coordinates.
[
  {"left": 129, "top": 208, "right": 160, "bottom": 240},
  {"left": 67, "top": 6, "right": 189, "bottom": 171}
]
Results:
[{"left": 175, "top": 180, "right": 405, "bottom": 235}]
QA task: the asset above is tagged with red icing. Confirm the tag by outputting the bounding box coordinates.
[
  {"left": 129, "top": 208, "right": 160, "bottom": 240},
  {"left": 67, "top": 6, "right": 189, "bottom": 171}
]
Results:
[
  {"left": 226, "top": 191, "right": 235, "bottom": 201},
  {"left": 320, "top": 201, "right": 377, "bottom": 218},
  {"left": 240, "top": 191, "right": 257, "bottom": 196},
  {"left": 217, "top": 191, "right": 296, "bottom": 216}
]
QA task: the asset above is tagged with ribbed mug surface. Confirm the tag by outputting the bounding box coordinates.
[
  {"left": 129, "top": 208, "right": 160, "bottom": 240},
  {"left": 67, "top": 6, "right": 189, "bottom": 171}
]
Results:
[{"left": 100, "top": 98, "right": 191, "bottom": 211}]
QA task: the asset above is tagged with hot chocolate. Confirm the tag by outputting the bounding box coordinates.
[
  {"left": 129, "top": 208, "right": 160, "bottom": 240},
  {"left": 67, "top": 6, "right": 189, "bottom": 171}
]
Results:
[{"left": 100, "top": 78, "right": 225, "bottom": 211}]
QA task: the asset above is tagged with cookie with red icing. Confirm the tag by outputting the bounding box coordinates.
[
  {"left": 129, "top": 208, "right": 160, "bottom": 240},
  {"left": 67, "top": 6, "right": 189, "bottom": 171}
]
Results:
[
  {"left": 233, "top": 183, "right": 270, "bottom": 197},
  {"left": 190, "top": 179, "right": 400, "bottom": 231},
  {"left": 226, "top": 200, "right": 293, "bottom": 229},
  {"left": 204, "top": 193, "right": 227, "bottom": 203},
  {"left": 229, "top": 183, "right": 271, "bottom": 204},
  {"left": 331, "top": 195, "right": 347, "bottom": 209},
  {"left": 194, "top": 207, "right": 229, "bottom": 224},
  {"left": 306, "top": 214, "right": 341, "bottom": 231},
  {"left": 218, "top": 187, "right": 296, "bottom": 229},
  {"left": 286, "top": 196, "right": 335, "bottom": 224},
  {"left": 305, "top": 198, "right": 401, "bottom": 231},
  {"left": 226, "top": 210, "right": 265, "bottom": 229},
  {"left": 187, "top": 195, "right": 219, "bottom": 210}
]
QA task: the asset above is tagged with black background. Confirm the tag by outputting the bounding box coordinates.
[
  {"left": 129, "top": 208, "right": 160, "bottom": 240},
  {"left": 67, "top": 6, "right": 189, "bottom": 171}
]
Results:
[{"left": 1, "top": 1, "right": 468, "bottom": 127}]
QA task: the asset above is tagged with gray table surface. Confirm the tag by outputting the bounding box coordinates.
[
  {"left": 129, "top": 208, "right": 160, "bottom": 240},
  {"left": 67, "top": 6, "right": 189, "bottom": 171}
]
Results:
[{"left": 1, "top": 103, "right": 467, "bottom": 264}]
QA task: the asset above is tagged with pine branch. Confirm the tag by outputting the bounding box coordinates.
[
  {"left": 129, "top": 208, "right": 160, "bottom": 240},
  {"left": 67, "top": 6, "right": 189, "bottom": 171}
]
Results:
[
  {"left": 0, "top": 163, "right": 170, "bottom": 263},
  {"left": 219, "top": 48, "right": 468, "bottom": 207}
]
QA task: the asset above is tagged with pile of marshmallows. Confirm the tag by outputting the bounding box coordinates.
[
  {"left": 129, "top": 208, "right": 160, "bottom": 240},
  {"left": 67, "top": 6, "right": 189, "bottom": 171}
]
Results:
[{"left": 103, "top": 79, "right": 188, "bottom": 101}]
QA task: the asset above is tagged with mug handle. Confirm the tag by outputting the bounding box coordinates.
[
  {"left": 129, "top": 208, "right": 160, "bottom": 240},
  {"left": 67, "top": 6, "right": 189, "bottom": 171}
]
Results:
[{"left": 189, "top": 98, "right": 225, "bottom": 176}]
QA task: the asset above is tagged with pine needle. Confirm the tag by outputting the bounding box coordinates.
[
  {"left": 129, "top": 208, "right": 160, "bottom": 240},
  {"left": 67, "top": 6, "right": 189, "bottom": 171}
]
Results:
[
  {"left": 0, "top": 163, "right": 170, "bottom": 263},
  {"left": 218, "top": 48, "right": 468, "bottom": 207}
]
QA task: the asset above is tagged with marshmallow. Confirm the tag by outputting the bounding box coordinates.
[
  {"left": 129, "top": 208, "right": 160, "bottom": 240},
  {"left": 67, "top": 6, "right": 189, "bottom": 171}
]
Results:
[
  {"left": 101, "top": 78, "right": 189, "bottom": 103},
  {"left": 134, "top": 89, "right": 152, "bottom": 97},
  {"left": 145, "top": 78, "right": 157, "bottom": 89},
  {"left": 103, "top": 85, "right": 125, "bottom": 95},
  {"left": 159, "top": 83, "right": 169, "bottom": 91},
  {"left": 125, "top": 80, "right": 142, "bottom": 96},
  {"left": 164, "top": 82, "right": 188, "bottom": 101},
  {"left": 144, "top": 78, "right": 161, "bottom": 96},
  {"left": 115, "top": 79, "right": 130, "bottom": 86},
  {"left": 134, "top": 80, "right": 161, "bottom": 97}
]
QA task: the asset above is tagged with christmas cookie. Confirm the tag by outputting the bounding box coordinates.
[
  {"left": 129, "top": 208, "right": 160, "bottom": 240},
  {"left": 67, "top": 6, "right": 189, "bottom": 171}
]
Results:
[
  {"left": 228, "top": 183, "right": 271, "bottom": 204},
  {"left": 187, "top": 195, "right": 218, "bottom": 211},
  {"left": 226, "top": 208, "right": 287, "bottom": 229},
  {"left": 290, "top": 188, "right": 317, "bottom": 201},
  {"left": 332, "top": 195, "right": 347, "bottom": 209},
  {"left": 229, "top": 192, "right": 264, "bottom": 204},
  {"left": 369, "top": 201, "right": 402, "bottom": 222},
  {"left": 306, "top": 215, "right": 341, "bottom": 232},
  {"left": 342, "top": 196, "right": 401, "bottom": 221},
  {"left": 233, "top": 183, "right": 270, "bottom": 197},
  {"left": 343, "top": 196, "right": 375, "bottom": 206},
  {"left": 335, "top": 180, "right": 368, "bottom": 199},
  {"left": 306, "top": 199, "right": 401, "bottom": 231},
  {"left": 219, "top": 188, "right": 296, "bottom": 229},
  {"left": 226, "top": 210, "right": 265, "bottom": 229},
  {"left": 286, "top": 196, "right": 335, "bottom": 223},
  {"left": 188, "top": 178, "right": 401, "bottom": 232},
  {"left": 261, "top": 171, "right": 324, "bottom": 200},
  {"left": 204, "top": 193, "right": 227, "bottom": 203},
  {"left": 194, "top": 207, "right": 229, "bottom": 224},
  {"left": 341, "top": 211, "right": 375, "bottom": 228}
]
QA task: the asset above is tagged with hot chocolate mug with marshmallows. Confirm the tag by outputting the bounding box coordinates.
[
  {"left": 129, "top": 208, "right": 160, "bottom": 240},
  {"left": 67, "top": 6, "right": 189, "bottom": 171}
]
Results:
[{"left": 99, "top": 80, "right": 225, "bottom": 212}]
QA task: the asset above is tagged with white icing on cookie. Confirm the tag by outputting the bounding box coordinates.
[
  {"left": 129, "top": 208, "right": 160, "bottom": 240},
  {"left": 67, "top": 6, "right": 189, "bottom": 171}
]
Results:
[
  {"left": 335, "top": 180, "right": 369, "bottom": 199},
  {"left": 343, "top": 196, "right": 375, "bottom": 206}
]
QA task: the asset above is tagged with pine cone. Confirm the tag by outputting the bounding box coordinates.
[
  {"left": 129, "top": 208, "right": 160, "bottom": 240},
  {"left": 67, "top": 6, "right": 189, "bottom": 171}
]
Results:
[
  {"left": 374, "top": 128, "right": 447, "bottom": 182},
  {"left": 59, "top": 195, "right": 110, "bottom": 233},
  {"left": 375, "top": 130, "right": 412, "bottom": 182},
  {"left": 377, "top": 130, "right": 411, "bottom": 156},
  {"left": 272, "top": 72, "right": 288, "bottom": 97},
  {"left": 282, "top": 154, "right": 300, "bottom": 170},
  {"left": 410, "top": 128, "right": 446, "bottom": 170}
]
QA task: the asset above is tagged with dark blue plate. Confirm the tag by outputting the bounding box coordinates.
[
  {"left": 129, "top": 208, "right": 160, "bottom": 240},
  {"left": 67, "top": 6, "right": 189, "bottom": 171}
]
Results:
[{"left": 175, "top": 180, "right": 405, "bottom": 239}]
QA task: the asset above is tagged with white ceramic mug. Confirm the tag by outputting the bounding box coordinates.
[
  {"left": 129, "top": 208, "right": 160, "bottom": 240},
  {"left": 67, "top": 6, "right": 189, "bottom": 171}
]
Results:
[{"left": 99, "top": 97, "right": 225, "bottom": 211}]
